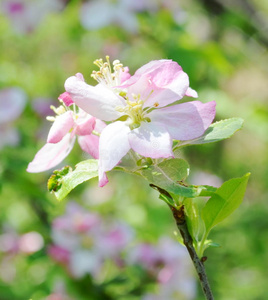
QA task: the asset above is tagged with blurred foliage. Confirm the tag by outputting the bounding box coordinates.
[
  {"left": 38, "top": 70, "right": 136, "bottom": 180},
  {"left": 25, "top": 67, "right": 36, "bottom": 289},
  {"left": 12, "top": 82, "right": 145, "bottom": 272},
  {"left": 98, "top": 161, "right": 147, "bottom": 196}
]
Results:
[{"left": 0, "top": 0, "right": 268, "bottom": 299}]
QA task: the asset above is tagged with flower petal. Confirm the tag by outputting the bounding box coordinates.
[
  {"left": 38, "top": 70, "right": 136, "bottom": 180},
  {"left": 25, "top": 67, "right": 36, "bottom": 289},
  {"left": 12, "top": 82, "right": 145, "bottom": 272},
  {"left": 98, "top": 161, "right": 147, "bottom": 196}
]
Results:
[
  {"left": 123, "top": 60, "right": 189, "bottom": 107},
  {"left": 58, "top": 92, "right": 74, "bottom": 106},
  {"left": 185, "top": 87, "right": 198, "bottom": 98},
  {"left": 78, "top": 135, "right": 99, "bottom": 159},
  {"left": 128, "top": 122, "right": 173, "bottom": 158},
  {"left": 149, "top": 101, "right": 216, "bottom": 140},
  {"left": 64, "top": 75, "right": 124, "bottom": 121},
  {"left": 47, "top": 111, "right": 74, "bottom": 143},
  {"left": 75, "top": 111, "right": 96, "bottom": 136},
  {"left": 94, "top": 119, "right": 107, "bottom": 133},
  {"left": 98, "top": 121, "right": 131, "bottom": 186},
  {"left": 27, "top": 133, "right": 75, "bottom": 173}
]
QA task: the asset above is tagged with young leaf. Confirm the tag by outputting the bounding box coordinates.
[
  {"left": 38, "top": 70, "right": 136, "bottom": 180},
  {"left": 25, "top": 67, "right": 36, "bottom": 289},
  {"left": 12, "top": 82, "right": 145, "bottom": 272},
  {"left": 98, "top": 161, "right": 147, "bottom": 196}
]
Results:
[
  {"left": 140, "top": 158, "right": 217, "bottom": 198},
  {"left": 202, "top": 173, "right": 250, "bottom": 232},
  {"left": 48, "top": 159, "right": 99, "bottom": 201},
  {"left": 184, "top": 198, "right": 206, "bottom": 246},
  {"left": 178, "top": 118, "right": 244, "bottom": 146}
]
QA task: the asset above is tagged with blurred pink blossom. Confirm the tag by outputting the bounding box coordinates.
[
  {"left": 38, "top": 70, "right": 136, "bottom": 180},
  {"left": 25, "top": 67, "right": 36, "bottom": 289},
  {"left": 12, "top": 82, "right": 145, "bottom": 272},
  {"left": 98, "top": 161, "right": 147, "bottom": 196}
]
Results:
[
  {"left": 1, "top": 0, "right": 64, "bottom": 34},
  {"left": 49, "top": 202, "right": 133, "bottom": 279},
  {"left": 18, "top": 231, "right": 44, "bottom": 254},
  {"left": 190, "top": 170, "right": 223, "bottom": 188},
  {"left": 79, "top": 0, "right": 185, "bottom": 33},
  {"left": 0, "top": 87, "right": 26, "bottom": 149},
  {"left": 80, "top": 0, "right": 141, "bottom": 33},
  {"left": 129, "top": 237, "right": 196, "bottom": 300}
]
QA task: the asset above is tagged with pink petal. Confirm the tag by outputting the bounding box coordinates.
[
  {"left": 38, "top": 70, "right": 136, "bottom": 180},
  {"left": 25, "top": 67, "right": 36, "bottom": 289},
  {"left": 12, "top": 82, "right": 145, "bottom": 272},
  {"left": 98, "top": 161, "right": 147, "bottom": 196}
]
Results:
[
  {"left": 58, "top": 92, "right": 74, "bottom": 106},
  {"left": 75, "top": 112, "right": 96, "bottom": 136},
  {"left": 123, "top": 60, "right": 190, "bottom": 108},
  {"left": 98, "top": 121, "right": 131, "bottom": 186},
  {"left": 64, "top": 76, "right": 124, "bottom": 121},
  {"left": 120, "top": 66, "right": 131, "bottom": 83},
  {"left": 27, "top": 133, "right": 76, "bottom": 173},
  {"left": 99, "top": 171, "right": 109, "bottom": 187},
  {"left": 94, "top": 119, "right": 107, "bottom": 133},
  {"left": 149, "top": 101, "right": 216, "bottom": 141},
  {"left": 128, "top": 122, "right": 173, "bottom": 158},
  {"left": 186, "top": 87, "right": 198, "bottom": 98},
  {"left": 78, "top": 135, "right": 99, "bottom": 159},
  {"left": 47, "top": 111, "right": 74, "bottom": 143}
]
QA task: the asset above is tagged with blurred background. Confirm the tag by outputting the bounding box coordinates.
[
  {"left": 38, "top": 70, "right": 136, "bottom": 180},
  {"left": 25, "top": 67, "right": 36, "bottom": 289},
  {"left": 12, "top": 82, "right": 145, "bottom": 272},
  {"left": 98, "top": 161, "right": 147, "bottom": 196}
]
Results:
[{"left": 0, "top": 0, "right": 268, "bottom": 299}]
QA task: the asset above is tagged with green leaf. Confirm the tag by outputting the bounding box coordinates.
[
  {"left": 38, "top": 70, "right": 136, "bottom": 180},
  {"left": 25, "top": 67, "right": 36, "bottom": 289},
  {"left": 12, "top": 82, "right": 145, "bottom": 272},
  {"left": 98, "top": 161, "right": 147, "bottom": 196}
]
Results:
[
  {"left": 178, "top": 118, "right": 244, "bottom": 146},
  {"left": 48, "top": 159, "right": 99, "bottom": 201},
  {"left": 202, "top": 173, "right": 250, "bottom": 232},
  {"left": 140, "top": 158, "right": 217, "bottom": 198}
]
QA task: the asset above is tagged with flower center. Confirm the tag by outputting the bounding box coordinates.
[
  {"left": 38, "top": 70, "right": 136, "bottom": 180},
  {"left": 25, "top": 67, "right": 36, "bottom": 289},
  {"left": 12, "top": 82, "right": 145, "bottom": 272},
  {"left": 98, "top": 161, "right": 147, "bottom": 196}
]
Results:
[
  {"left": 91, "top": 55, "right": 124, "bottom": 87},
  {"left": 116, "top": 94, "right": 150, "bottom": 129}
]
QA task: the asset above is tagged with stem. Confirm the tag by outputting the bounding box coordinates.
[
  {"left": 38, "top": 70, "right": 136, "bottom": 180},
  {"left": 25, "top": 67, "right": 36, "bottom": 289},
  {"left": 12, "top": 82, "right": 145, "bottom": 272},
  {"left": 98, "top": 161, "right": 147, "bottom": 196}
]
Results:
[{"left": 169, "top": 205, "right": 214, "bottom": 300}]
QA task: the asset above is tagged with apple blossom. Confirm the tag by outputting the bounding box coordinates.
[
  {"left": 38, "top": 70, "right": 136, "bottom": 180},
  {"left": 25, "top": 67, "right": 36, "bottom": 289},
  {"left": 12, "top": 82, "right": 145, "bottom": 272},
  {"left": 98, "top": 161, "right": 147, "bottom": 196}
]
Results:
[
  {"left": 0, "top": 87, "right": 26, "bottom": 149},
  {"left": 27, "top": 82, "right": 106, "bottom": 173},
  {"left": 129, "top": 238, "right": 196, "bottom": 300},
  {"left": 64, "top": 57, "right": 216, "bottom": 186},
  {"left": 1, "top": 0, "right": 64, "bottom": 34},
  {"left": 49, "top": 202, "right": 134, "bottom": 279}
]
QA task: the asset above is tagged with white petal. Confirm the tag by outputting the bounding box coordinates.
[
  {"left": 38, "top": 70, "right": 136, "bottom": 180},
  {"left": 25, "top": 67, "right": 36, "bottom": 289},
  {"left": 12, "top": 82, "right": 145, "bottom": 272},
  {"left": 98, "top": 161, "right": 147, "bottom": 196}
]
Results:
[
  {"left": 128, "top": 122, "right": 173, "bottom": 158},
  {"left": 98, "top": 121, "right": 131, "bottom": 185},
  {"left": 27, "top": 133, "right": 75, "bottom": 173},
  {"left": 65, "top": 76, "right": 124, "bottom": 121}
]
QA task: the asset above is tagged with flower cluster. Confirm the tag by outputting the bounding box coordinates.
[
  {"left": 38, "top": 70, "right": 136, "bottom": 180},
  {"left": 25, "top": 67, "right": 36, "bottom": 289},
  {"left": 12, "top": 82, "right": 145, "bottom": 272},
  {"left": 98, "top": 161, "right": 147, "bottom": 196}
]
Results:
[
  {"left": 80, "top": 0, "right": 185, "bottom": 33},
  {"left": 48, "top": 202, "right": 133, "bottom": 279},
  {"left": 1, "top": 0, "right": 64, "bottom": 34},
  {"left": 0, "top": 227, "right": 44, "bottom": 283},
  {"left": 27, "top": 57, "right": 215, "bottom": 186},
  {"left": 48, "top": 203, "right": 196, "bottom": 299},
  {"left": 128, "top": 238, "right": 196, "bottom": 300},
  {"left": 27, "top": 79, "right": 106, "bottom": 173}
]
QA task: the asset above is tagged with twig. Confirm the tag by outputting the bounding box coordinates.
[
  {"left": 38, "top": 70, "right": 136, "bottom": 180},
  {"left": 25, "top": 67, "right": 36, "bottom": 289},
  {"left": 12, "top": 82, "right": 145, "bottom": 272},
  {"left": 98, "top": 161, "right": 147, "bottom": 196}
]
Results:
[{"left": 169, "top": 205, "right": 214, "bottom": 300}]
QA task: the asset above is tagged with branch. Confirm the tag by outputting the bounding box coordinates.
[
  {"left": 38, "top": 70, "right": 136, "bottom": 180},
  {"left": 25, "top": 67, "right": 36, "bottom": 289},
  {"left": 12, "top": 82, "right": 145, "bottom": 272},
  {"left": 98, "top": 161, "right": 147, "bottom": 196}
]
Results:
[{"left": 169, "top": 205, "right": 214, "bottom": 300}]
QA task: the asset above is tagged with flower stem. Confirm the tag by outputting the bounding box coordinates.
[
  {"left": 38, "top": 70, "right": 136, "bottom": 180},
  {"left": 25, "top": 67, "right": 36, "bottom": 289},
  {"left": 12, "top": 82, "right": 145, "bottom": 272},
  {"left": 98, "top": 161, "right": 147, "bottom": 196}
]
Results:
[{"left": 169, "top": 205, "right": 214, "bottom": 300}]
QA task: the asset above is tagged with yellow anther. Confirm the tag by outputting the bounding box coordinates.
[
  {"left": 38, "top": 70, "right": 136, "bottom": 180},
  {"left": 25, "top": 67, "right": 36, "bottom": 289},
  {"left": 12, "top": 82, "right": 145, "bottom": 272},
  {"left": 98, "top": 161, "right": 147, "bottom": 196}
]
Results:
[
  {"left": 113, "top": 59, "right": 120, "bottom": 65},
  {"left": 46, "top": 116, "right": 55, "bottom": 122},
  {"left": 153, "top": 102, "right": 159, "bottom": 107}
]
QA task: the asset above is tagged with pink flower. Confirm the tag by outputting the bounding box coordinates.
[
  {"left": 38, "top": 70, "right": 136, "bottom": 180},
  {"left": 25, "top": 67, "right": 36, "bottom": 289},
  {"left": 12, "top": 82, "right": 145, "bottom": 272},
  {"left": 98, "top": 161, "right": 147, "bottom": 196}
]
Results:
[
  {"left": 80, "top": 0, "right": 141, "bottom": 33},
  {"left": 49, "top": 202, "right": 134, "bottom": 279},
  {"left": 1, "top": 0, "right": 64, "bottom": 34},
  {"left": 0, "top": 87, "right": 26, "bottom": 149},
  {"left": 129, "top": 238, "right": 196, "bottom": 300},
  {"left": 65, "top": 58, "right": 216, "bottom": 186},
  {"left": 27, "top": 82, "right": 106, "bottom": 173}
]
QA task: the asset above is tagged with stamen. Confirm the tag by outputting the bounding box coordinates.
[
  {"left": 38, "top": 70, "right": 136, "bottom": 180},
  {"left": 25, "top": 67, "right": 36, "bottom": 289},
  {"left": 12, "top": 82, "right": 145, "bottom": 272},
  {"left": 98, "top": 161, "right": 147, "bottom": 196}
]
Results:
[
  {"left": 46, "top": 116, "right": 55, "bottom": 122},
  {"left": 91, "top": 56, "right": 125, "bottom": 88}
]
